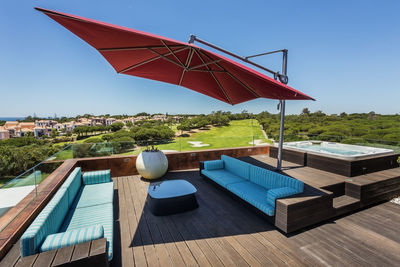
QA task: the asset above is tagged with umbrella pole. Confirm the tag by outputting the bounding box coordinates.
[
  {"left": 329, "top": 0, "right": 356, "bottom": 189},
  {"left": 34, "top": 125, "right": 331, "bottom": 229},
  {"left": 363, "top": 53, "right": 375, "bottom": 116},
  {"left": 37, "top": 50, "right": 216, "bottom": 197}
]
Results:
[
  {"left": 277, "top": 99, "right": 285, "bottom": 170},
  {"left": 277, "top": 49, "right": 288, "bottom": 171}
]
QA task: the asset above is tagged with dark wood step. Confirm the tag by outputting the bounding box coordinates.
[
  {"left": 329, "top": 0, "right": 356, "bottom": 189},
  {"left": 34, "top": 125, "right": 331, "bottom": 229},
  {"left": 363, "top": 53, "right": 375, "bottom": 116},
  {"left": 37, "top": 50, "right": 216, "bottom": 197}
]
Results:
[{"left": 333, "top": 195, "right": 361, "bottom": 216}]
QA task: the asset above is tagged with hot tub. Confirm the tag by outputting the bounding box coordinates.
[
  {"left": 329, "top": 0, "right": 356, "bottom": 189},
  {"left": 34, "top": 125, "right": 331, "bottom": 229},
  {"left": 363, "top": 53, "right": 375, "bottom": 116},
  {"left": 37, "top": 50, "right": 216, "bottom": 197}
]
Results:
[
  {"left": 270, "top": 141, "right": 398, "bottom": 177},
  {"left": 283, "top": 141, "right": 394, "bottom": 160}
]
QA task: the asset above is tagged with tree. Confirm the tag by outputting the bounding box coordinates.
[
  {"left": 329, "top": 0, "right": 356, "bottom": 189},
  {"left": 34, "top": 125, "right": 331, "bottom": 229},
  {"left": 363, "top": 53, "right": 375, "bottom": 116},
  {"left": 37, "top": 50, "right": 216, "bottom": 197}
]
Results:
[
  {"left": 368, "top": 111, "right": 376, "bottom": 120},
  {"left": 135, "top": 112, "right": 150, "bottom": 117},
  {"left": 301, "top": 108, "right": 311, "bottom": 116},
  {"left": 110, "top": 122, "right": 124, "bottom": 132},
  {"left": 25, "top": 131, "right": 34, "bottom": 137},
  {"left": 125, "top": 121, "right": 134, "bottom": 128},
  {"left": 83, "top": 137, "right": 103, "bottom": 143},
  {"left": 51, "top": 129, "right": 58, "bottom": 138},
  {"left": 102, "top": 134, "right": 114, "bottom": 142}
]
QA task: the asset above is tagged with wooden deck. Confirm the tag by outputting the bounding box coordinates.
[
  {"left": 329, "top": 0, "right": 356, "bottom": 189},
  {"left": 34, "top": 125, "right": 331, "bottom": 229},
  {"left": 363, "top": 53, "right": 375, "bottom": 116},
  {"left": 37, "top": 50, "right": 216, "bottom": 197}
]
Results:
[
  {"left": 110, "top": 171, "right": 400, "bottom": 267},
  {"left": 1, "top": 152, "right": 399, "bottom": 266}
]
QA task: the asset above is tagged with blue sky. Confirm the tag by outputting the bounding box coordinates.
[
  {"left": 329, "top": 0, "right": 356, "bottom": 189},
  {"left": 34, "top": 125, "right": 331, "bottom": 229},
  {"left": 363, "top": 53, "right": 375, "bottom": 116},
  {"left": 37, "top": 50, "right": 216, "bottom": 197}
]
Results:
[{"left": 1, "top": 0, "right": 399, "bottom": 117}]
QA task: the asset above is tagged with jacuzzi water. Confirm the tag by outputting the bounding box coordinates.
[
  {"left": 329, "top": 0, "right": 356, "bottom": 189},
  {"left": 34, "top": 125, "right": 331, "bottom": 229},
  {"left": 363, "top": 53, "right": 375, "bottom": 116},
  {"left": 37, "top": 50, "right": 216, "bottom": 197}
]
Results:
[{"left": 283, "top": 141, "right": 394, "bottom": 160}]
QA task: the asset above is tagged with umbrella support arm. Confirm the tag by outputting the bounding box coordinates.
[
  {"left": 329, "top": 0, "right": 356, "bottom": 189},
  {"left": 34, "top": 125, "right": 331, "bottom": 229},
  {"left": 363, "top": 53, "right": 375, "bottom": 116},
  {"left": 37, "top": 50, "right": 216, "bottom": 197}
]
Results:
[{"left": 189, "top": 35, "right": 288, "bottom": 83}]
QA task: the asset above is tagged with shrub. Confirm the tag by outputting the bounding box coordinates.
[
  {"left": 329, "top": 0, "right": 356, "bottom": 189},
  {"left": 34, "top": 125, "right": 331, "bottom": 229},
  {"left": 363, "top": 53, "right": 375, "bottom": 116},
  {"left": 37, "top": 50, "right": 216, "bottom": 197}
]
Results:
[{"left": 83, "top": 137, "right": 103, "bottom": 144}]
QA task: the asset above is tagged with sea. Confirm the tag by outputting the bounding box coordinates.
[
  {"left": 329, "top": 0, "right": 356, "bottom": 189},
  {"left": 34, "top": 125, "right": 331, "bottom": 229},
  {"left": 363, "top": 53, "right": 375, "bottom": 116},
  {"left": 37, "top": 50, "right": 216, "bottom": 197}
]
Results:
[{"left": 0, "top": 117, "right": 25, "bottom": 121}]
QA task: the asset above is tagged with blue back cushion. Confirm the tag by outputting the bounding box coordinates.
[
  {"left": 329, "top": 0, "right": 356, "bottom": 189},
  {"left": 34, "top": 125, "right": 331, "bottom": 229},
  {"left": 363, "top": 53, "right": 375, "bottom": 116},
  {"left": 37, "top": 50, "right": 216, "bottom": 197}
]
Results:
[
  {"left": 204, "top": 160, "right": 224, "bottom": 170},
  {"left": 20, "top": 188, "right": 69, "bottom": 257},
  {"left": 221, "top": 155, "right": 250, "bottom": 180},
  {"left": 275, "top": 175, "right": 304, "bottom": 192},
  {"left": 250, "top": 165, "right": 278, "bottom": 189},
  {"left": 82, "top": 170, "right": 111, "bottom": 185},
  {"left": 61, "top": 167, "right": 82, "bottom": 207},
  {"left": 250, "top": 165, "right": 304, "bottom": 192}
]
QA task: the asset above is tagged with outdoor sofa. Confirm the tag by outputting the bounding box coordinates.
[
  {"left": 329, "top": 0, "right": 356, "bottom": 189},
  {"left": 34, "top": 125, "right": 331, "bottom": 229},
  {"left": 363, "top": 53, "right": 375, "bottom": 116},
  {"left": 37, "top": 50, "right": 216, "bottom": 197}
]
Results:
[
  {"left": 20, "top": 167, "right": 114, "bottom": 261},
  {"left": 200, "top": 155, "right": 304, "bottom": 216}
]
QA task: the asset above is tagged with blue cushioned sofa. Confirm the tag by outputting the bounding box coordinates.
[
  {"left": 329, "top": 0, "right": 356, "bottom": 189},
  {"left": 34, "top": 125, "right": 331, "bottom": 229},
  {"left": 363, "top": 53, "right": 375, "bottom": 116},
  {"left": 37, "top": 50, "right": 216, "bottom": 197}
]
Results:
[
  {"left": 201, "top": 155, "right": 304, "bottom": 216},
  {"left": 20, "top": 167, "right": 114, "bottom": 261}
]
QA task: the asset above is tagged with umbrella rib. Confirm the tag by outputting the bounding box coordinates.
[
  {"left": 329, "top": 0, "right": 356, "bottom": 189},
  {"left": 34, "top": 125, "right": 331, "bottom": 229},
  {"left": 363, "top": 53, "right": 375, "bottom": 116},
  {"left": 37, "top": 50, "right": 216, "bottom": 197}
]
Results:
[
  {"left": 197, "top": 50, "right": 260, "bottom": 98},
  {"left": 179, "top": 48, "right": 194, "bottom": 85},
  {"left": 98, "top": 45, "right": 184, "bottom": 52},
  {"left": 161, "top": 40, "right": 185, "bottom": 67},
  {"left": 148, "top": 48, "right": 185, "bottom": 68},
  {"left": 118, "top": 46, "right": 188, "bottom": 73},
  {"left": 188, "top": 59, "right": 222, "bottom": 71},
  {"left": 190, "top": 69, "right": 226, "bottom": 73},
  {"left": 194, "top": 49, "right": 233, "bottom": 104}
]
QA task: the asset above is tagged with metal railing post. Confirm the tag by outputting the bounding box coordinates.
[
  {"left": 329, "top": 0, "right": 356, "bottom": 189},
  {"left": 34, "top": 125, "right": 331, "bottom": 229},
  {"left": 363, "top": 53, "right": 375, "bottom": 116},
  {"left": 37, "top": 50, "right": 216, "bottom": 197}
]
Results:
[{"left": 33, "top": 167, "right": 38, "bottom": 196}]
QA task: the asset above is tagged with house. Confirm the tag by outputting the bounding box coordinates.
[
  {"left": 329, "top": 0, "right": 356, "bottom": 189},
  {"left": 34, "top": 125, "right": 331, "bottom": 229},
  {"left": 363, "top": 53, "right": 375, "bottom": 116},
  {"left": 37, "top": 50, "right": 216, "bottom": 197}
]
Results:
[
  {"left": 123, "top": 117, "right": 135, "bottom": 125},
  {"left": 19, "top": 123, "right": 35, "bottom": 137},
  {"left": 0, "top": 126, "right": 10, "bottom": 140},
  {"left": 76, "top": 118, "right": 92, "bottom": 126},
  {"left": 35, "top": 120, "right": 57, "bottom": 128},
  {"left": 91, "top": 117, "right": 106, "bottom": 125},
  {"left": 4, "top": 121, "right": 19, "bottom": 137},
  {"left": 64, "top": 122, "right": 76, "bottom": 132},
  {"left": 2, "top": 121, "right": 35, "bottom": 138},
  {"left": 152, "top": 114, "right": 167, "bottom": 121},
  {"left": 106, "top": 118, "right": 116, "bottom": 126},
  {"left": 134, "top": 116, "right": 149, "bottom": 122},
  {"left": 34, "top": 127, "right": 51, "bottom": 138},
  {"left": 54, "top": 123, "right": 64, "bottom": 131}
]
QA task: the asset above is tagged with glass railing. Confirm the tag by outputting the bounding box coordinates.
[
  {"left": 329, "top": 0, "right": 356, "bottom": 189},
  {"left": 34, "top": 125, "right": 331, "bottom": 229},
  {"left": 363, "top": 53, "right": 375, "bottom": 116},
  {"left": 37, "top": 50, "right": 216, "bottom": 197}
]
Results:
[
  {"left": 0, "top": 136, "right": 271, "bottom": 229},
  {"left": 49, "top": 136, "right": 272, "bottom": 161},
  {"left": 0, "top": 145, "right": 70, "bottom": 230}
]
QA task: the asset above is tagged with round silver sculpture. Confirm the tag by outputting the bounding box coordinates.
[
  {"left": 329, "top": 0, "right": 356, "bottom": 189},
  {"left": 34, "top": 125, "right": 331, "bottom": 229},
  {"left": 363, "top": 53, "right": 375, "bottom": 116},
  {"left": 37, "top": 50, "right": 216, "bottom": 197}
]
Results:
[{"left": 136, "top": 147, "right": 168, "bottom": 179}]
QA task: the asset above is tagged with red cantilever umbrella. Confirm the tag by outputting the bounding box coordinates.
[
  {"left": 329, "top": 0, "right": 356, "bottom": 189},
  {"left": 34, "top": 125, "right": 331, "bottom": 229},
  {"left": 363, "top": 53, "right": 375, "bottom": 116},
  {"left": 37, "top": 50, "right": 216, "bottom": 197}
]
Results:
[
  {"left": 35, "top": 7, "right": 314, "bottom": 170},
  {"left": 35, "top": 7, "right": 313, "bottom": 105}
]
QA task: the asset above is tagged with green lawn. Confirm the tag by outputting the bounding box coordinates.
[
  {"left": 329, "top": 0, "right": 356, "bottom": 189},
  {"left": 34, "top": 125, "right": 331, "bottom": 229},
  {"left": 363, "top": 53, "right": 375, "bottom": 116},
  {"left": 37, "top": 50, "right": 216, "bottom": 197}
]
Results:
[
  {"left": 50, "top": 120, "right": 270, "bottom": 158},
  {"left": 53, "top": 133, "right": 108, "bottom": 148},
  {"left": 156, "top": 119, "right": 269, "bottom": 152}
]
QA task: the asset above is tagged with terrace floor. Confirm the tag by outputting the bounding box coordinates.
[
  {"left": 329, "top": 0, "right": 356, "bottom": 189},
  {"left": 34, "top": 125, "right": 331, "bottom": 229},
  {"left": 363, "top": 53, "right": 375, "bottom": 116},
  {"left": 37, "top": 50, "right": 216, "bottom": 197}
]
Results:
[{"left": 111, "top": 167, "right": 400, "bottom": 266}]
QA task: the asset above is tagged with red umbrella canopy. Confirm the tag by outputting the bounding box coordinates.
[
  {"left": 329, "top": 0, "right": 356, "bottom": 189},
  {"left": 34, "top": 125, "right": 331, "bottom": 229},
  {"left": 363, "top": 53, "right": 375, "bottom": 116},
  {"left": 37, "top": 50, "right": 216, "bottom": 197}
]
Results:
[{"left": 35, "top": 7, "right": 314, "bottom": 104}]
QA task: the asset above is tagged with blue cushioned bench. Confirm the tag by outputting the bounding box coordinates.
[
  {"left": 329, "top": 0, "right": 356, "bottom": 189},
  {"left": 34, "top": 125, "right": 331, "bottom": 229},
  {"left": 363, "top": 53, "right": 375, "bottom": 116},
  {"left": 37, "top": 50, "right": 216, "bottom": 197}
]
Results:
[
  {"left": 200, "top": 155, "right": 304, "bottom": 216},
  {"left": 20, "top": 167, "right": 114, "bottom": 261}
]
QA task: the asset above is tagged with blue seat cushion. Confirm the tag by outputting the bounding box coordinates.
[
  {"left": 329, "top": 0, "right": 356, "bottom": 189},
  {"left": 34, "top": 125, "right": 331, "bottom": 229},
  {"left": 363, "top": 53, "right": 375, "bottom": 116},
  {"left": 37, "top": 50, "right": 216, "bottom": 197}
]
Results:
[
  {"left": 266, "top": 187, "right": 299, "bottom": 208},
  {"left": 82, "top": 170, "right": 111, "bottom": 185},
  {"left": 201, "top": 169, "right": 246, "bottom": 188},
  {"left": 20, "top": 188, "right": 69, "bottom": 257},
  {"left": 61, "top": 167, "right": 82, "bottom": 207},
  {"left": 204, "top": 159, "right": 224, "bottom": 170},
  {"left": 72, "top": 182, "right": 114, "bottom": 209},
  {"left": 221, "top": 155, "right": 250, "bottom": 180},
  {"left": 227, "top": 181, "right": 275, "bottom": 216},
  {"left": 61, "top": 203, "right": 113, "bottom": 260},
  {"left": 40, "top": 225, "right": 104, "bottom": 253}
]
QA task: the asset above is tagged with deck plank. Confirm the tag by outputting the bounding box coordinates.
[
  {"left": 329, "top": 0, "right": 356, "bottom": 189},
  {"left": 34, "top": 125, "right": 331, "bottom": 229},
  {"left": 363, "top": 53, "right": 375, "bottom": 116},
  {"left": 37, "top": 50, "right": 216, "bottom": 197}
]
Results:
[
  {"left": 109, "top": 173, "right": 400, "bottom": 267},
  {"left": 0, "top": 241, "right": 20, "bottom": 267},
  {"left": 115, "top": 177, "right": 135, "bottom": 267},
  {"left": 51, "top": 245, "right": 74, "bottom": 266}
]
